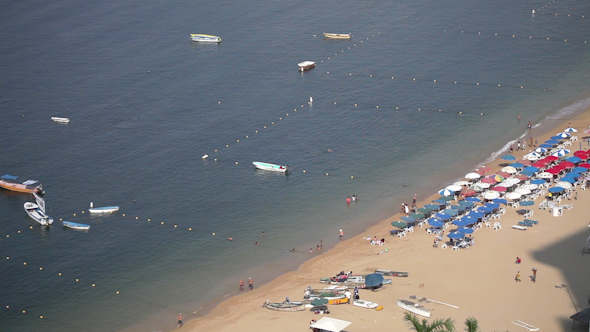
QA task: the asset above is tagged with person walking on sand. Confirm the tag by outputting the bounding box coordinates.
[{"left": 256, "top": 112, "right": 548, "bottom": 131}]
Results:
[
  {"left": 248, "top": 277, "right": 254, "bottom": 290},
  {"left": 339, "top": 229, "right": 344, "bottom": 240},
  {"left": 239, "top": 279, "right": 244, "bottom": 291},
  {"left": 413, "top": 194, "right": 417, "bottom": 205},
  {"left": 177, "top": 313, "right": 183, "bottom": 328},
  {"left": 345, "top": 289, "right": 352, "bottom": 304},
  {"left": 532, "top": 268, "right": 537, "bottom": 283},
  {"left": 515, "top": 271, "right": 522, "bottom": 282}
]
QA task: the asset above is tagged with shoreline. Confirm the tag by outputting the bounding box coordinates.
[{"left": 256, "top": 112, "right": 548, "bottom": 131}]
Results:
[{"left": 153, "top": 108, "right": 590, "bottom": 331}]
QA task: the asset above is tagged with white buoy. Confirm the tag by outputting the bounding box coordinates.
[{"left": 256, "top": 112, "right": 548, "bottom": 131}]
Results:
[
  {"left": 532, "top": 9, "right": 535, "bottom": 14},
  {"left": 90, "top": 202, "right": 93, "bottom": 208},
  {"left": 309, "top": 97, "right": 313, "bottom": 104},
  {"left": 202, "top": 154, "right": 208, "bottom": 159}
]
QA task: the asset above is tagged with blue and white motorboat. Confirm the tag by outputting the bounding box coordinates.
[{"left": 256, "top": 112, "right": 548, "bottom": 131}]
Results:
[
  {"left": 62, "top": 221, "right": 90, "bottom": 230},
  {"left": 24, "top": 193, "right": 53, "bottom": 225}
]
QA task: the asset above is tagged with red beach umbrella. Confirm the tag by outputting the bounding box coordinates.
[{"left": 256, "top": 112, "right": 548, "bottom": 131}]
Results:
[
  {"left": 461, "top": 188, "right": 477, "bottom": 196},
  {"left": 531, "top": 161, "right": 547, "bottom": 168},
  {"left": 492, "top": 186, "right": 507, "bottom": 192},
  {"left": 546, "top": 167, "right": 562, "bottom": 174},
  {"left": 477, "top": 166, "right": 492, "bottom": 174},
  {"left": 496, "top": 171, "right": 511, "bottom": 178},
  {"left": 578, "top": 163, "right": 590, "bottom": 169},
  {"left": 544, "top": 156, "right": 559, "bottom": 162},
  {"left": 573, "top": 150, "right": 589, "bottom": 159},
  {"left": 481, "top": 177, "right": 497, "bottom": 184},
  {"left": 515, "top": 174, "right": 529, "bottom": 180},
  {"left": 558, "top": 161, "right": 575, "bottom": 168},
  {"left": 517, "top": 160, "right": 532, "bottom": 166},
  {"left": 536, "top": 158, "right": 552, "bottom": 165}
]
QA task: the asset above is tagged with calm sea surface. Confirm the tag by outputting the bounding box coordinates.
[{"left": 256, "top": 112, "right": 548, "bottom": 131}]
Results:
[{"left": 2, "top": 0, "right": 590, "bottom": 330}]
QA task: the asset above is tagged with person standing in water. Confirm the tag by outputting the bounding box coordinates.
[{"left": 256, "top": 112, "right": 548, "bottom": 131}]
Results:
[
  {"left": 177, "top": 313, "right": 183, "bottom": 328},
  {"left": 248, "top": 277, "right": 254, "bottom": 290},
  {"left": 339, "top": 229, "right": 344, "bottom": 240}
]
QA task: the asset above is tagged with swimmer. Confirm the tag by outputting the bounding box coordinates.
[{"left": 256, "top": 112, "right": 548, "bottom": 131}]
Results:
[
  {"left": 292, "top": 248, "right": 296, "bottom": 253},
  {"left": 255, "top": 241, "right": 258, "bottom": 245},
  {"left": 327, "top": 148, "right": 333, "bottom": 152},
  {"left": 228, "top": 237, "right": 233, "bottom": 241}
]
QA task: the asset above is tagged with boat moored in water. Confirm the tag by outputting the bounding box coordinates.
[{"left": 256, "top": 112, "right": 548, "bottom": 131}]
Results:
[
  {"left": 51, "top": 117, "right": 70, "bottom": 124},
  {"left": 298, "top": 61, "right": 316, "bottom": 72},
  {"left": 88, "top": 203, "right": 120, "bottom": 214},
  {"left": 323, "top": 32, "right": 352, "bottom": 39},
  {"left": 253, "top": 162, "right": 289, "bottom": 173},
  {"left": 24, "top": 193, "right": 53, "bottom": 225},
  {"left": 190, "top": 34, "right": 222, "bottom": 43},
  {"left": 62, "top": 221, "right": 90, "bottom": 230},
  {"left": 0, "top": 175, "right": 42, "bottom": 194}
]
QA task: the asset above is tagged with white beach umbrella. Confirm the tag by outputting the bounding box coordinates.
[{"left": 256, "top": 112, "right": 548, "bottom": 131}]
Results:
[
  {"left": 501, "top": 166, "right": 517, "bottom": 174},
  {"left": 474, "top": 182, "right": 491, "bottom": 189},
  {"left": 523, "top": 153, "right": 540, "bottom": 161},
  {"left": 482, "top": 191, "right": 500, "bottom": 200},
  {"left": 446, "top": 185, "right": 463, "bottom": 192},
  {"left": 454, "top": 181, "right": 470, "bottom": 187},
  {"left": 556, "top": 181, "right": 573, "bottom": 189},
  {"left": 537, "top": 172, "right": 554, "bottom": 179},
  {"left": 465, "top": 172, "right": 481, "bottom": 179},
  {"left": 505, "top": 192, "right": 522, "bottom": 200},
  {"left": 503, "top": 178, "right": 521, "bottom": 185},
  {"left": 534, "top": 147, "right": 548, "bottom": 153},
  {"left": 564, "top": 127, "right": 578, "bottom": 133},
  {"left": 557, "top": 132, "right": 571, "bottom": 138},
  {"left": 551, "top": 149, "right": 570, "bottom": 157},
  {"left": 520, "top": 183, "right": 539, "bottom": 190},
  {"left": 515, "top": 188, "right": 531, "bottom": 195},
  {"left": 311, "top": 317, "right": 352, "bottom": 332}
]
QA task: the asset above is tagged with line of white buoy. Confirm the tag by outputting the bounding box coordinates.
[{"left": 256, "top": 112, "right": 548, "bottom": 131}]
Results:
[{"left": 447, "top": 29, "right": 589, "bottom": 45}]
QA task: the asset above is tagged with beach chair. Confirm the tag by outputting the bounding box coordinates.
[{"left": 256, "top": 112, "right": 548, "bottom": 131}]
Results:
[
  {"left": 581, "top": 183, "right": 586, "bottom": 190},
  {"left": 397, "top": 231, "right": 406, "bottom": 238},
  {"left": 493, "top": 222, "right": 502, "bottom": 231},
  {"left": 518, "top": 221, "right": 534, "bottom": 227},
  {"left": 524, "top": 210, "right": 534, "bottom": 218},
  {"left": 564, "top": 204, "right": 574, "bottom": 210},
  {"left": 572, "top": 135, "right": 578, "bottom": 141}
]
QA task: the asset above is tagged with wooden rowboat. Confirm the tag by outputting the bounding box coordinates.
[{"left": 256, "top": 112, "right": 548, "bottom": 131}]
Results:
[
  {"left": 397, "top": 299, "right": 431, "bottom": 318},
  {"left": 375, "top": 269, "right": 409, "bottom": 277},
  {"left": 323, "top": 32, "right": 352, "bottom": 39},
  {"left": 262, "top": 301, "right": 305, "bottom": 312},
  {"left": 0, "top": 175, "right": 42, "bottom": 194}
]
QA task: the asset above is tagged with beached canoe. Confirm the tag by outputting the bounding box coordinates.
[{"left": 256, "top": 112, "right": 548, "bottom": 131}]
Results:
[
  {"left": 88, "top": 206, "right": 120, "bottom": 214},
  {"left": 62, "top": 221, "right": 90, "bottom": 230},
  {"left": 397, "top": 299, "right": 431, "bottom": 318},
  {"left": 353, "top": 299, "right": 379, "bottom": 309},
  {"left": 323, "top": 32, "right": 352, "bottom": 39},
  {"left": 328, "top": 297, "right": 349, "bottom": 305},
  {"left": 262, "top": 301, "right": 306, "bottom": 312},
  {"left": 253, "top": 161, "right": 289, "bottom": 173},
  {"left": 375, "top": 269, "right": 409, "bottom": 277},
  {"left": 0, "top": 175, "right": 42, "bottom": 194}
]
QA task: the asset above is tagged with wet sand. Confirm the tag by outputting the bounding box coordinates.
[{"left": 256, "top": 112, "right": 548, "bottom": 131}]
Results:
[{"left": 180, "top": 111, "right": 590, "bottom": 332}]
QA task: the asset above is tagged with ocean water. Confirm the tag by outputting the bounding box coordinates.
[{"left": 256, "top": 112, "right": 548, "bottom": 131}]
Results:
[{"left": 2, "top": 0, "right": 590, "bottom": 331}]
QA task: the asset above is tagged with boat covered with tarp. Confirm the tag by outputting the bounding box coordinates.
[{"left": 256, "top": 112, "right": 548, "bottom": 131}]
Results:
[{"left": 0, "top": 175, "right": 42, "bottom": 194}]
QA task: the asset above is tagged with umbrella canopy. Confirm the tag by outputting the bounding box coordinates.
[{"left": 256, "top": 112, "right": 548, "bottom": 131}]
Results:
[
  {"left": 510, "top": 162, "right": 525, "bottom": 169},
  {"left": 520, "top": 183, "right": 539, "bottom": 190},
  {"left": 534, "top": 147, "right": 548, "bottom": 153},
  {"left": 520, "top": 200, "right": 535, "bottom": 206},
  {"left": 485, "top": 202, "right": 500, "bottom": 209},
  {"left": 522, "top": 153, "right": 539, "bottom": 161},
  {"left": 465, "top": 172, "right": 481, "bottom": 179},
  {"left": 438, "top": 196, "right": 455, "bottom": 202},
  {"left": 539, "top": 143, "right": 554, "bottom": 149},
  {"left": 565, "top": 171, "right": 580, "bottom": 179},
  {"left": 530, "top": 179, "right": 547, "bottom": 185},
  {"left": 492, "top": 186, "right": 507, "bottom": 192},
  {"left": 365, "top": 273, "right": 385, "bottom": 287},
  {"left": 446, "top": 185, "right": 463, "bottom": 192},
  {"left": 518, "top": 170, "right": 534, "bottom": 177},
  {"left": 505, "top": 192, "right": 522, "bottom": 200},
  {"left": 409, "top": 212, "right": 426, "bottom": 219},
  {"left": 493, "top": 198, "right": 508, "bottom": 204},
  {"left": 468, "top": 211, "right": 484, "bottom": 219},
  {"left": 548, "top": 187, "right": 564, "bottom": 193},
  {"left": 461, "top": 188, "right": 477, "bottom": 196},
  {"left": 523, "top": 166, "right": 540, "bottom": 173},
  {"left": 501, "top": 166, "right": 517, "bottom": 174},
  {"left": 427, "top": 218, "right": 444, "bottom": 228},
  {"left": 458, "top": 200, "right": 474, "bottom": 207},
  {"left": 502, "top": 155, "right": 517, "bottom": 161},
  {"left": 559, "top": 177, "right": 576, "bottom": 184},
  {"left": 417, "top": 207, "right": 432, "bottom": 214},
  {"left": 551, "top": 149, "right": 570, "bottom": 157},
  {"left": 503, "top": 178, "right": 521, "bottom": 186},
  {"left": 573, "top": 150, "right": 589, "bottom": 159},
  {"left": 482, "top": 191, "right": 500, "bottom": 200},
  {"left": 555, "top": 181, "right": 573, "bottom": 189},
  {"left": 477, "top": 206, "right": 493, "bottom": 213},
  {"left": 400, "top": 216, "right": 416, "bottom": 223},
  {"left": 454, "top": 181, "right": 470, "bottom": 186},
  {"left": 438, "top": 188, "right": 453, "bottom": 196},
  {"left": 537, "top": 172, "right": 554, "bottom": 179},
  {"left": 573, "top": 167, "right": 588, "bottom": 173},
  {"left": 432, "top": 199, "right": 448, "bottom": 205},
  {"left": 496, "top": 171, "right": 511, "bottom": 178},
  {"left": 457, "top": 226, "right": 474, "bottom": 234},
  {"left": 424, "top": 204, "right": 442, "bottom": 211},
  {"left": 564, "top": 127, "right": 578, "bottom": 133},
  {"left": 557, "top": 132, "right": 571, "bottom": 138},
  {"left": 447, "top": 231, "right": 465, "bottom": 240},
  {"left": 435, "top": 212, "right": 452, "bottom": 221},
  {"left": 565, "top": 156, "right": 582, "bottom": 164},
  {"left": 310, "top": 317, "right": 352, "bottom": 332},
  {"left": 480, "top": 177, "right": 497, "bottom": 184},
  {"left": 451, "top": 204, "right": 467, "bottom": 212},
  {"left": 453, "top": 217, "right": 473, "bottom": 227},
  {"left": 559, "top": 161, "right": 575, "bottom": 168},
  {"left": 442, "top": 208, "right": 459, "bottom": 216},
  {"left": 515, "top": 188, "right": 531, "bottom": 195},
  {"left": 494, "top": 174, "right": 505, "bottom": 182},
  {"left": 545, "top": 139, "right": 560, "bottom": 145},
  {"left": 547, "top": 167, "right": 563, "bottom": 175},
  {"left": 550, "top": 135, "right": 565, "bottom": 140},
  {"left": 476, "top": 166, "right": 492, "bottom": 174},
  {"left": 579, "top": 163, "right": 590, "bottom": 168},
  {"left": 391, "top": 221, "right": 408, "bottom": 229},
  {"left": 465, "top": 197, "right": 482, "bottom": 202},
  {"left": 544, "top": 156, "right": 559, "bottom": 162},
  {"left": 517, "top": 159, "right": 532, "bottom": 166},
  {"left": 474, "top": 182, "right": 491, "bottom": 189}
]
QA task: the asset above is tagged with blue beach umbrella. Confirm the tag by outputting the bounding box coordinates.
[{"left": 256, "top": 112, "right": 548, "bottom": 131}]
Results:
[
  {"left": 477, "top": 206, "right": 493, "bottom": 213},
  {"left": 520, "top": 200, "right": 535, "bottom": 206},
  {"left": 465, "top": 197, "right": 482, "bottom": 203},
  {"left": 559, "top": 177, "right": 576, "bottom": 184},
  {"left": 452, "top": 219, "right": 470, "bottom": 227},
  {"left": 424, "top": 204, "right": 442, "bottom": 211},
  {"left": 545, "top": 139, "right": 560, "bottom": 145},
  {"left": 435, "top": 213, "right": 452, "bottom": 221},
  {"left": 573, "top": 167, "right": 588, "bottom": 173},
  {"left": 523, "top": 166, "right": 540, "bottom": 173},
  {"left": 539, "top": 144, "right": 553, "bottom": 149},
  {"left": 432, "top": 199, "right": 447, "bottom": 205},
  {"left": 485, "top": 202, "right": 500, "bottom": 209},
  {"left": 520, "top": 170, "right": 534, "bottom": 176},
  {"left": 442, "top": 208, "right": 459, "bottom": 216},
  {"left": 502, "top": 155, "right": 516, "bottom": 161},
  {"left": 557, "top": 132, "right": 571, "bottom": 138},
  {"left": 457, "top": 226, "right": 474, "bottom": 234},
  {"left": 447, "top": 231, "right": 465, "bottom": 240},
  {"left": 530, "top": 179, "right": 546, "bottom": 185},
  {"left": 401, "top": 216, "right": 416, "bottom": 223},
  {"left": 550, "top": 135, "right": 566, "bottom": 140},
  {"left": 468, "top": 211, "right": 484, "bottom": 219},
  {"left": 427, "top": 218, "right": 444, "bottom": 228},
  {"left": 510, "top": 162, "right": 525, "bottom": 169},
  {"left": 549, "top": 187, "right": 564, "bottom": 194},
  {"left": 458, "top": 200, "right": 474, "bottom": 207},
  {"left": 564, "top": 127, "right": 577, "bottom": 133},
  {"left": 493, "top": 198, "right": 508, "bottom": 204},
  {"left": 565, "top": 172, "right": 580, "bottom": 179},
  {"left": 565, "top": 156, "right": 582, "bottom": 164}
]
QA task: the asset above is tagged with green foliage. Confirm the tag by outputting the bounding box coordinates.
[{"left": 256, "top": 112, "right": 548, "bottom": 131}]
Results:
[
  {"left": 464, "top": 317, "right": 480, "bottom": 332},
  {"left": 403, "top": 312, "right": 456, "bottom": 332}
]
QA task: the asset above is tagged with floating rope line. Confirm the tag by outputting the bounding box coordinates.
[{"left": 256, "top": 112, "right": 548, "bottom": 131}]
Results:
[
  {"left": 534, "top": 0, "right": 561, "bottom": 13},
  {"left": 325, "top": 70, "right": 539, "bottom": 90},
  {"left": 446, "top": 29, "right": 590, "bottom": 45},
  {"left": 536, "top": 12, "right": 588, "bottom": 18},
  {"left": 316, "top": 32, "right": 381, "bottom": 67}
]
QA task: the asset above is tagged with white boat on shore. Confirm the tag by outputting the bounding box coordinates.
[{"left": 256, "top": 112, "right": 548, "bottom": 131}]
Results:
[
  {"left": 24, "top": 193, "right": 53, "bottom": 225},
  {"left": 62, "top": 221, "right": 90, "bottom": 230},
  {"left": 51, "top": 117, "right": 70, "bottom": 124},
  {"left": 190, "top": 34, "right": 222, "bottom": 43},
  {"left": 298, "top": 61, "right": 316, "bottom": 72},
  {"left": 323, "top": 32, "right": 352, "bottom": 39},
  {"left": 396, "top": 299, "right": 431, "bottom": 318},
  {"left": 88, "top": 204, "right": 120, "bottom": 214},
  {"left": 253, "top": 162, "right": 289, "bottom": 173},
  {"left": 353, "top": 299, "right": 379, "bottom": 309}
]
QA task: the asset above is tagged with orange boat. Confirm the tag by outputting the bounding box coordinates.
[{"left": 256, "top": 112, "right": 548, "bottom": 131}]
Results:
[
  {"left": 328, "top": 297, "right": 349, "bottom": 305},
  {"left": 0, "top": 175, "right": 42, "bottom": 194}
]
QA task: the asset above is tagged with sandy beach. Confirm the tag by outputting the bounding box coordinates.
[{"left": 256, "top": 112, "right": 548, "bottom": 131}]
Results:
[{"left": 180, "top": 111, "right": 590, "bottom": 332}]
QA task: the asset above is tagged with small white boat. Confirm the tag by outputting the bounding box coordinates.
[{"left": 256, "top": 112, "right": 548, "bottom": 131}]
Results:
[
  {"left": 253, "top": 162, "right": 289, "bottom": 173},
  {"left": 298, "top": 61, "right": 316, "bottom": 72},
  {"left": 62, "top": 221, "right": 90, "bottom": 230},
  {"left": 88, "top": 206, "right": 120, "bottom": 214},
  {"left": 323, "top": 32, "right": 352, "bottom": 39},
  {"left": 24, "top": 195, "right": 53, "bottom": 226},
  {"left": 396, "top": 299, "right": 431, "bottom": 318},
  {"left": 353, "top": 299, "right": 379, "bottom": 309},
  {"left": 190, "top": 34, "right": 222, "bottom": 43},
  {"left": 51, "top": 117, "right": 70, "bottom": 124}
]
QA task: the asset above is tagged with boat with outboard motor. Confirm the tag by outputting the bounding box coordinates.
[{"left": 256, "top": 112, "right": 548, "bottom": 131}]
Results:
[
  {"left": 253, "top": 162, "right": 289, "bottom": 173},
  {"left": 0, "top": 175, "right": 42, "bottom": 194},
  {"left": 24, "top": 193, "right": 53, "bottom": 225},
  {"left": 375, "top": 269, "right": 409, "bottom": 277}
]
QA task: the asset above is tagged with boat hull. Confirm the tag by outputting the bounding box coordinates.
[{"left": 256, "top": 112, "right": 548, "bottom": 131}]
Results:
[
  {"left": 262, "top": 302, "right": 306, "bottom": 312},
  {"left": 353, "top": 300, "right": 379, "bottom": 309},
  {"left": 253, "top": 162, "right": 288, "bottom": 173},
  {"left": 323, "top": 32, "right": 352, "bottom": 39},
  {"left": 298, "top": 61, "right": 316, "bottom": 72},
  {"left": 24, "top": 203, "right": 53, "bottom": 226},
  {"left": 190, "top": 34, "right": 221, "bottom": 43},
  {"left": 89, "top": 206, "right": 120, "bottom": 214},
  {"left": 51, "top": 117, "right": 70, "bottom": 124},
  {"left": 0, "top": 180, "right": 41, "bottom": 194},
  {"left": 63, "top": 221, "right": 90, "bottom": 230},
  {"left": 396, "top": 299, "right": 431, "bottom": 318}
]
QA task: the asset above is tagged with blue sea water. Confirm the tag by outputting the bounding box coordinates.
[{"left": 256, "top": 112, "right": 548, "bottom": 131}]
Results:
[{"left": 2, "top": 0, "right": 590, "bottom": 330}]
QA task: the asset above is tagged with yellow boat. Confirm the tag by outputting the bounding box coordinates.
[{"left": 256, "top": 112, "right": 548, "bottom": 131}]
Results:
[
  {"left": 323, "top": 32, "right": 352, "bottom": 39},
  {"left": 328, "top": 297, "right": 349, "bottom": 305}
]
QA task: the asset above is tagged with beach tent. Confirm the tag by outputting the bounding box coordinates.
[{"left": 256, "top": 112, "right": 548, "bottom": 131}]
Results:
[{"left": 310, "top": 317, "right": 352, "bottom": 332}]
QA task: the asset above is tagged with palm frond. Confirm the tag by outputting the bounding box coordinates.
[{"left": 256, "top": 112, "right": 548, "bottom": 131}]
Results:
[{"left": 464, "top": 317, "right": 479, "bottom": 332}]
